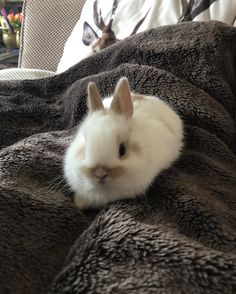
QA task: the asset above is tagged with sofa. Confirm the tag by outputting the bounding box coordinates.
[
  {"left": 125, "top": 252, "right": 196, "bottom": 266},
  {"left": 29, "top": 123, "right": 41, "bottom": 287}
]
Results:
[
  {"left": 0, "top": 0, "right": 86, "bottom": 79},
  {"left": 0, "top": 0, "right": 235, "bottom": 80}
]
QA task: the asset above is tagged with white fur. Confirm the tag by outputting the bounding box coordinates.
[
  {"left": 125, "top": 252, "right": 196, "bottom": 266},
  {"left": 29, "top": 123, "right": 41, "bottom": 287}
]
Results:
[{"left": 64, "top": 93, "right": 183, "bottom": 209}]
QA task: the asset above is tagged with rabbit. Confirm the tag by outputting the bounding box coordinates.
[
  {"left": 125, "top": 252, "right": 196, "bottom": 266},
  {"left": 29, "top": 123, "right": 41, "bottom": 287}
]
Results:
[{"left": 63, "top": 77, "right": 184, "bottom": 209}]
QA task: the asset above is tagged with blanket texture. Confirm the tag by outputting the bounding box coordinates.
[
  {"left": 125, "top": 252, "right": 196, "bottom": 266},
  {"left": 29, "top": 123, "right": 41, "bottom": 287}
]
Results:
[{"left": 0, "top": 21, "right": 236, "bottom": 294}]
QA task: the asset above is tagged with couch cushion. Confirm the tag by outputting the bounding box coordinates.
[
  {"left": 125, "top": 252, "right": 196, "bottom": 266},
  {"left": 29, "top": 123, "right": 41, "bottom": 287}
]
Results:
[
  {"left": 19, "top": 0, "right": 86, "bottom": 71},
  {"left": 57, "top": 0, "right": 236, "bottom": 73},
  {"left": 0, "top": 68, "right": 55, "bottom": 80}
]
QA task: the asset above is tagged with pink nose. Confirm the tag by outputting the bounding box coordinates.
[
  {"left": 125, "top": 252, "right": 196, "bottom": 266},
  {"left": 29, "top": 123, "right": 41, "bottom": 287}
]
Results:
[{"left": 94, "top": 167, "right": 108, "bottom": 182}]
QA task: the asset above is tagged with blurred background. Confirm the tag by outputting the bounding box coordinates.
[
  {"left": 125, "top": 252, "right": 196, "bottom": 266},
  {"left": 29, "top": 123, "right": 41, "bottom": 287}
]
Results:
[{"left": 0, "top": 0, "right": 23, "bottom": 69}]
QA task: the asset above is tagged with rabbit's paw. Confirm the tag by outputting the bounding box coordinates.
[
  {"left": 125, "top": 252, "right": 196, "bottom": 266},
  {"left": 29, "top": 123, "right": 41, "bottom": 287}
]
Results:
[{"left": 74, "top": 194, "right": 90, "bottom": 210}]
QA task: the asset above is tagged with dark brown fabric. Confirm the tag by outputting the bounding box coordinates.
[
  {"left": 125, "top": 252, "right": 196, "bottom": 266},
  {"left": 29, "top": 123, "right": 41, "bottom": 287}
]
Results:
[{"left": 0, "top": 21, "right": 236, "bottom": 294}]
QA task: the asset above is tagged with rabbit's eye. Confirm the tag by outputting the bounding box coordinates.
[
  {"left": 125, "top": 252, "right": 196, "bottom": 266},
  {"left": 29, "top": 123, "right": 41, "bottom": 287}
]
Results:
[{"left": 119, "top": 143, "right": 126, "bottom": 158}]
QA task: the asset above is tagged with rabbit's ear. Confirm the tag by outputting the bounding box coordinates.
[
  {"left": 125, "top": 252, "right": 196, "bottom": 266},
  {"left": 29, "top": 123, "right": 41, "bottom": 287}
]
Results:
[
  {"left": 111, "top": 78, "right": 133, "bottom": 118},
  {"left": 87, "top": 82, "right": 104, "bottom": 112}
]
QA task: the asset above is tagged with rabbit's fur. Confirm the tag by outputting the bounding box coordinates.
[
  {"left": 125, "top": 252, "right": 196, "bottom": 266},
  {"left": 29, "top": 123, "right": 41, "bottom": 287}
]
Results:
[{"left": 64, "top": 78, "right": 183, "bottom": 209}]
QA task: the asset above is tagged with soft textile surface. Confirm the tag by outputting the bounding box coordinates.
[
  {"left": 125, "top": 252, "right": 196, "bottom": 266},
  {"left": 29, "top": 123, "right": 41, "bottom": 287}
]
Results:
[
  {"left": 0, "top": 21, "right": 236, "bottom": 294},
  {"left": 57, "top": 0, "right": 236, "bottom": 73}
]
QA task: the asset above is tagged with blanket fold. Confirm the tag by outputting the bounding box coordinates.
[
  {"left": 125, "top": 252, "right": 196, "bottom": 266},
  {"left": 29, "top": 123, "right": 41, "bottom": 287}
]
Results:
[{"left": 0, "top": 21, "right": 236, "bottom": 294}]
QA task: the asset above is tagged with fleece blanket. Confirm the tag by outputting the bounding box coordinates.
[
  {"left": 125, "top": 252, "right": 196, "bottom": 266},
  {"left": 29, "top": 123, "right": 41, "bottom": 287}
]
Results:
[{"left": 0, "top": 21, "right": 236, "bottom": 294}]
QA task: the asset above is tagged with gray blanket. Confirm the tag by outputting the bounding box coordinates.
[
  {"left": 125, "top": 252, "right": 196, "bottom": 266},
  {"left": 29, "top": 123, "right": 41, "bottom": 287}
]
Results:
[{"left": 0, "top": 21, "right": 236, "bottom": 294}]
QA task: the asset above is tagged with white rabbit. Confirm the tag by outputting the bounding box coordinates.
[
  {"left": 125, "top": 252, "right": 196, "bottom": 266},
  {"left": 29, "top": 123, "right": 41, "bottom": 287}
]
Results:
[{"left": 64, "top": 77, "right": 184, "bottom": 209}]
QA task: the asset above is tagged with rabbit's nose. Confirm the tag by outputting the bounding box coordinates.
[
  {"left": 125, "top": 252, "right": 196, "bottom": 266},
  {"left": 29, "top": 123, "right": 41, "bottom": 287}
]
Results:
[{"left": 94, "top": 167, "right": 108, "bottom": 182}]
